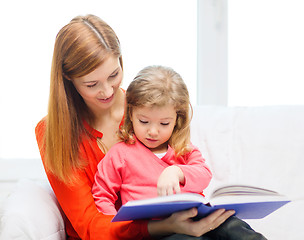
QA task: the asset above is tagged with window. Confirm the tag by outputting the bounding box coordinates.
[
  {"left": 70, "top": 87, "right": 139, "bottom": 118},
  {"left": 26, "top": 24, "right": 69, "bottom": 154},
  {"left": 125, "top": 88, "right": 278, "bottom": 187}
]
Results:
[
  {"left": 228, "top": 0, "right": 304, "bottom": 106},
  {"left": 0, "top": 0, "right": 197, "bottom": 159},
  {"left": 197, "top": 0, "right": 304, "bottom": 106}
]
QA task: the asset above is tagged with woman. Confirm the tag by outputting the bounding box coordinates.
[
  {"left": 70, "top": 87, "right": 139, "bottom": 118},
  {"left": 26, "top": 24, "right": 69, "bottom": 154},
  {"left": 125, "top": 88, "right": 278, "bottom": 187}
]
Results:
[{"left": 35, "top": 14, "right": 235, "bottom": 239}]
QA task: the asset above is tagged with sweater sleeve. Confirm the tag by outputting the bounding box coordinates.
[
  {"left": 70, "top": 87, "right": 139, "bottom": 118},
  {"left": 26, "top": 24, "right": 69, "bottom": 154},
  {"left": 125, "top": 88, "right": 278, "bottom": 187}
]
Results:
[
  {"left": 92, "top": 145, "right": 124, "bottom": 215},
  {"left": 35, "top": 119, "right": 150, "bottom": 240},
  {"left": 177, "top": 144, "right": 212, "bottom": 193}
]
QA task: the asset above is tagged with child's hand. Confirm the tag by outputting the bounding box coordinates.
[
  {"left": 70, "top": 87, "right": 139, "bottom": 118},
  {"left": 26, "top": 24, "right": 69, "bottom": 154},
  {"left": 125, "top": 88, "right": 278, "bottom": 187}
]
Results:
[{"left": 157, "top": 166, "right": 184, "bottom": 196}]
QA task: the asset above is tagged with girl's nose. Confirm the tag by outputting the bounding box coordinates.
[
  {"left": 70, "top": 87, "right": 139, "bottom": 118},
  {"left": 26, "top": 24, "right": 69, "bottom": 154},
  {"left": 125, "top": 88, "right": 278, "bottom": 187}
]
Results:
[{"left": 148, "top": 126, "right": 158, "bottom": 137}]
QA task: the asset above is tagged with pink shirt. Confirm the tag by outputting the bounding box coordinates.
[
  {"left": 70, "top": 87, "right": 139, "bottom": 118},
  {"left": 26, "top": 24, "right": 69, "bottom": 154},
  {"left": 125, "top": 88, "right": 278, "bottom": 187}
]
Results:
[{"left": 92, "top": 139, "right": 212, "bottom": 215}]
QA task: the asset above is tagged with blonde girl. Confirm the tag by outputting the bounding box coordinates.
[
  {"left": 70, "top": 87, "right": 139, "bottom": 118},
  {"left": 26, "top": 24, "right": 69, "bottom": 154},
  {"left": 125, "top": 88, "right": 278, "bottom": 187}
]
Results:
[
  {"left": 93, "top": 65, "right": 212, "bottom": 223},
  {"left": 93, "top": 65, "right": 266, "bottom": 240}
]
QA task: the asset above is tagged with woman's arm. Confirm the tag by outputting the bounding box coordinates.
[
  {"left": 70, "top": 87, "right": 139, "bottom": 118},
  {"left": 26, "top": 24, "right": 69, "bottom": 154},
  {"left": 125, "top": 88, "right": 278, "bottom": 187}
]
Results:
[
  {"left": 46, "top": 170, "right": 150, "bottom": 240},
  {"left": 35, "top": 119, "right": 150, "bottom": 240}
]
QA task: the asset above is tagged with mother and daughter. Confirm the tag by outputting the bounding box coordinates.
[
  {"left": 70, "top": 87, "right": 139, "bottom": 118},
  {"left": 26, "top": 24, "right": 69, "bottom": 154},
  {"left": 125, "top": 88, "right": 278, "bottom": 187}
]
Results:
[{"left": 35, "top": 14, "right": 266, "bottom": 239}]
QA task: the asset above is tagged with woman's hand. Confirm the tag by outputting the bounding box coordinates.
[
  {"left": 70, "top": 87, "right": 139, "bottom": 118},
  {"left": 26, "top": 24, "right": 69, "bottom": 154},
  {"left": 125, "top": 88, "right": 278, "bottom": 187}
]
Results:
[
  {"left": 157, "top": 166, "right": 184, "bottom": 196},
  {"left": 148, "top": 208, "right": 235, "bottom": 237}
]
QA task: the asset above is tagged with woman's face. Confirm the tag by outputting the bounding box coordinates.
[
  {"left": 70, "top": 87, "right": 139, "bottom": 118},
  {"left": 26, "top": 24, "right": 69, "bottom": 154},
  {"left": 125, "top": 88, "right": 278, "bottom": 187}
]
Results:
[{"left": 73, "top": 55, "right": 123, "bottom": 114}]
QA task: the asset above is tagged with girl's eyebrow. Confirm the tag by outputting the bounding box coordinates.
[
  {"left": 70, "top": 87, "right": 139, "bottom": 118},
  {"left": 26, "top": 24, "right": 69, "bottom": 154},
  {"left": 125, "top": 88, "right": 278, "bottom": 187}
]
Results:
[
  {"left": 137, "top": 114, "right": 148, "bottom": 118},
  {"left": 137, "top": 114, "right": 174, "bottom": 121},
  {"left": 160, "top": 117, "right": 174, "bottom": 120}
]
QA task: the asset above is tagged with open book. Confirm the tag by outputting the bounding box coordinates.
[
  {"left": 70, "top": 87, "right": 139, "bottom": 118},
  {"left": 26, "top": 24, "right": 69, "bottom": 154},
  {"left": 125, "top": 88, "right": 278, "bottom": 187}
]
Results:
[{"left": 112, "top": 185, "right": 290, "bottom": 222}]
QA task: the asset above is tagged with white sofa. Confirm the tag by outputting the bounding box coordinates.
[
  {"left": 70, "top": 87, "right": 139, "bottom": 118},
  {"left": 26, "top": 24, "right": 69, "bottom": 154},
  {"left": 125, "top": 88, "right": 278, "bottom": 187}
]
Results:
[
  {"left": 1, "top": 105, "right": 304, "bottom": 239},
  {"left": 191, "top": 105, "right": 304, "bottom": 240}
]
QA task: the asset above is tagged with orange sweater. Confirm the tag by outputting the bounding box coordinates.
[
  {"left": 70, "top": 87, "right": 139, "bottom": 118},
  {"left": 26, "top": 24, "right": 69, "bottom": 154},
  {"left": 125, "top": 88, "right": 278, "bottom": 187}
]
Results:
[{"left": 35, "top": 118, "right": 150, "bottom": 240}]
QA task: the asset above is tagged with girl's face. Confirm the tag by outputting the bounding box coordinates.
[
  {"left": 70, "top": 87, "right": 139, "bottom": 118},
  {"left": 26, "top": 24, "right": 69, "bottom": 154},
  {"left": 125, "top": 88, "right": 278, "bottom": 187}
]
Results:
[
  {"left": 131, "top": 104, "right": 177, "bottom": 153},
  {"left": 73, "top": 55, "right": 123, "bottom": 115}
]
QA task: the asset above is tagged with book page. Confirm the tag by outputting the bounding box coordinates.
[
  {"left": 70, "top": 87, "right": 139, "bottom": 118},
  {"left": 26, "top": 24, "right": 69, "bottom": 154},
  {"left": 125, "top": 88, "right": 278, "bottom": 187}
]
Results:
[
  {"left": 209, "top": 185, "right": 289, "bottom": 205},
  {"left": 124, "top": 193, "right": 208, "bottom": 207},
  {"left": 209, "top": 194, "right": 289, "bottom": 206},
  {"left": 211, "top": 185, "right": 281, "bottom": 198}
]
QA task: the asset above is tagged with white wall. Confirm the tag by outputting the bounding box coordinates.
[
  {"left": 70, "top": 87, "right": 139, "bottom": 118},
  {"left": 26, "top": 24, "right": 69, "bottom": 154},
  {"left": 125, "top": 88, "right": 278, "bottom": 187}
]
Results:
[
  {"left": 228, "top": 0, "right": 304, "bottom": 106},
  {"left": 0, "top": 0, "right": 197, "bottom": 159}
]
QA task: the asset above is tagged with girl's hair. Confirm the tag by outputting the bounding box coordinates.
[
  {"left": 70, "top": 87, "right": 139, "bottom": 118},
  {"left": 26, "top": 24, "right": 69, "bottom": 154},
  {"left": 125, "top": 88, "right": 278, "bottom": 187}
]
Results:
[
  {"left": 120, "top": 65, "right": 193, "bottom": 157},
  {"left": 45, "top": 14, "right": 122, "bottom": 183}
]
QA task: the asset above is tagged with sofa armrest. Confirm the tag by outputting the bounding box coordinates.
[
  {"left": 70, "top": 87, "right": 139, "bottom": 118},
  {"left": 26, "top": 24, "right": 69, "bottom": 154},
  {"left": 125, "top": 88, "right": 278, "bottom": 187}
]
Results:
[{"left": 0, "top": 179, "right": 66, "bottom": 240}]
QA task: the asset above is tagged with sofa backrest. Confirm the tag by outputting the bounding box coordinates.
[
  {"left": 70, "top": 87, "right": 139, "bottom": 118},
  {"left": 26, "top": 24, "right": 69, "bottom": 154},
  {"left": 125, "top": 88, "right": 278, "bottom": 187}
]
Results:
[{"left": 190, "top": 105, "right": 304, "bottom": 198}]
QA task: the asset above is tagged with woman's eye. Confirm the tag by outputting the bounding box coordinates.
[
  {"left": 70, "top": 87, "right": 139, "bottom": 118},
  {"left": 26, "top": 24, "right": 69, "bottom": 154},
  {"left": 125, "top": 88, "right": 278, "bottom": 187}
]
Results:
[
  {"left": 87, "top": 83, "right": 97, "bottom": 88},
  {"left": 110, "top": 71, "right": 119, "bottom": 78}
]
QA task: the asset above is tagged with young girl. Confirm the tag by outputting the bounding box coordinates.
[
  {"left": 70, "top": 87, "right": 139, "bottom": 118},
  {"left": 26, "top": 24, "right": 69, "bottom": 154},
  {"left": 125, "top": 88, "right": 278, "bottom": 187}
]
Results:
[
  {"left": 92, "top": 65, "right": 266, "bottom": 239},
  {"left": 92, "top": 65, "right": 212, "bottom": 211}
]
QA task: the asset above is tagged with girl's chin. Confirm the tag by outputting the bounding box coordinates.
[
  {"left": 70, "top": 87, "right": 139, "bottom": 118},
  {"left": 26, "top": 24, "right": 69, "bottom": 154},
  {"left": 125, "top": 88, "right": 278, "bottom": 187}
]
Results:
[{"left": 145, "top": 142, "right": 167, "bottom": 153}]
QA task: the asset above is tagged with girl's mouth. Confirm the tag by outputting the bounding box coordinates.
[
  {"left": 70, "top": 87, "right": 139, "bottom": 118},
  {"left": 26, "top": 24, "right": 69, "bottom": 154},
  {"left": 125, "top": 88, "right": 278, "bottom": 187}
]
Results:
[{"left": 146, "top": 138, "right": 158, "bottom": 143}]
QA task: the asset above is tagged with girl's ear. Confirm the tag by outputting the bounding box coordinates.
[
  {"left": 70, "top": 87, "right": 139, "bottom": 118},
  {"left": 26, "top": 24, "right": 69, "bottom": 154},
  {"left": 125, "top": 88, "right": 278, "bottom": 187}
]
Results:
[
  {"left": 174, "top": 114, "right": 178, "bottom": 126},
  {"left": 175, "top": 115, "right": 183, "bottom": 129}
]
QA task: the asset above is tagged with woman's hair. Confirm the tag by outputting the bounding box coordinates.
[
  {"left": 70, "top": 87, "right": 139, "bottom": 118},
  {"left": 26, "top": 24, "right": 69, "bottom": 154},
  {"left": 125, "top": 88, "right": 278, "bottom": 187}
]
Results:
[
  {"left": 120, "top": 65, "right": 193, "bottom": 157},
  {"left": 45, "top": 14, "right": 122, "bottom": 183}
]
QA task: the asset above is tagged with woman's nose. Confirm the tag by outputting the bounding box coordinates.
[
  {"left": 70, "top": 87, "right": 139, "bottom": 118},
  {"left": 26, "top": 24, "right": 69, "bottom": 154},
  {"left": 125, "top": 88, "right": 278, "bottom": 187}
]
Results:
[{"left": 99, "top": 83, "right": 113, "bottom": 98}]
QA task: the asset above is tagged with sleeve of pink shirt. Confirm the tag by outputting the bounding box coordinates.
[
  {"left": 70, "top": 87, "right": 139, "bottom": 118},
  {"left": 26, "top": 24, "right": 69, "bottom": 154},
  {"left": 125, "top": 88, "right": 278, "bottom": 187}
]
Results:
[
  {"left": 176, "top": 144, "right": 212, "bottom": 193},
  {"left": 92, "top": 145, "right": 124, "bottom": 215}
]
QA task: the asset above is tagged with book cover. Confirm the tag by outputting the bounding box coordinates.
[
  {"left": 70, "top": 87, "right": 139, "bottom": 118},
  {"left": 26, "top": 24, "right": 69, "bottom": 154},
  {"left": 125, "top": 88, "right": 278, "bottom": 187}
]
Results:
[{"left": 112, "top": 185, "right": 290, "bottom": 222}]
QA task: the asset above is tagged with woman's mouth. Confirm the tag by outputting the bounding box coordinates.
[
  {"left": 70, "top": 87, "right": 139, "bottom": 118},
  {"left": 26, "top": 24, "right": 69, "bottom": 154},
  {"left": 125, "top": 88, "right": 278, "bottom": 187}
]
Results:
[{"left": 98, "top": 94, "right": 114, "bottom": 103}]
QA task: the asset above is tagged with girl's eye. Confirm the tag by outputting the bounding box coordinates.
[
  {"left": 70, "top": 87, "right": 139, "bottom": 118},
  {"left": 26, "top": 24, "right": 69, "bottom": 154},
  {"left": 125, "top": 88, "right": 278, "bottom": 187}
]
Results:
[
  {"left": 139, "top": 120, "right": 148, "bottom": 124},
  {"left": 161, "top": 122, "right": 170, "bottom": 126}
]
